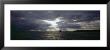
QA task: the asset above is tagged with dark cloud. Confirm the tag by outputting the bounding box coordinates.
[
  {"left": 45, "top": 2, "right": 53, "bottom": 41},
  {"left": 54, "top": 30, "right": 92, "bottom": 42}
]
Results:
[{"left": 11, "top": 10, "right": 100, "bottom": 31}]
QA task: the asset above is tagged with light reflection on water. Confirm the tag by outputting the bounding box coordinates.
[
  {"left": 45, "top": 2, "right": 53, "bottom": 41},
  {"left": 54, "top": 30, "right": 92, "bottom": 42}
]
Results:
[{"left": 43, "top": 31, "right": 63, "bottom": 40}]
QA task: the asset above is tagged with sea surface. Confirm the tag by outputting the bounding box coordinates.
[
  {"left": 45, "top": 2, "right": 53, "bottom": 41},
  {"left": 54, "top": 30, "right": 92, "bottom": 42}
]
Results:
[{"left": 11, "top": 30, "right": 100, "bottom": 40}]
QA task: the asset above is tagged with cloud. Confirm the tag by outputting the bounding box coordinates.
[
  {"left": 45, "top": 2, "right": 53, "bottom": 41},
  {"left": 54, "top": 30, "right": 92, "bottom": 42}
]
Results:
[
  {"left": 77, "top": 20, "right": 100, "bottom": 30},
  {"left": 11, "top": 10, "right": 100, "bottom": 31}
]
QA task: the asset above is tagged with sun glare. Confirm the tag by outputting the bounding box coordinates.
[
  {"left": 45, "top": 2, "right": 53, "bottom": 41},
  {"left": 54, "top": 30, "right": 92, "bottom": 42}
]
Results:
[{"left": 42, "top": 17, "right": 62, "bottom": 31}]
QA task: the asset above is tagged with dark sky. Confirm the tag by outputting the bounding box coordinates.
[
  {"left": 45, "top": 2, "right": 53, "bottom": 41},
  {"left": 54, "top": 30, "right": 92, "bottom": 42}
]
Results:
[{"left": 11, "top": 10, "right": 100, "bottom": 31}]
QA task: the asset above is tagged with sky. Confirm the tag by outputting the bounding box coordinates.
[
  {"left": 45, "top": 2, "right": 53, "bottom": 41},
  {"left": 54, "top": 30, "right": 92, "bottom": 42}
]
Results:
[{"left": 11, "top": 10, "right": 100, "bottom": 31}]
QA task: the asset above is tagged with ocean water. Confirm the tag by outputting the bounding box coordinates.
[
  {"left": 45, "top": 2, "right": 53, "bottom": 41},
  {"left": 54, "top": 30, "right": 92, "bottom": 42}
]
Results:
[{"left": 11, "top": 30, "right": 100, "bottom": 40}]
